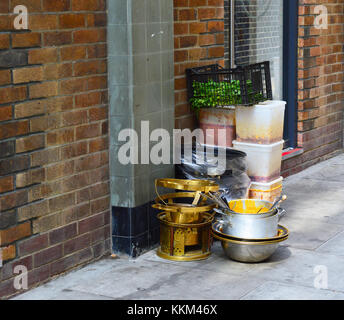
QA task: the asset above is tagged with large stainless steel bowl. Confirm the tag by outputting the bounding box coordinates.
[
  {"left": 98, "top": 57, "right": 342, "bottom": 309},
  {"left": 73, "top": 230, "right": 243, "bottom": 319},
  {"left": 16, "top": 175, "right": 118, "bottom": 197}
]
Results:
[
  {"left": 212, "top": 224, "right": 289, "bottom": 263},
  {"left": 221, "top": 240, "right": 279, "bottom": 263}
]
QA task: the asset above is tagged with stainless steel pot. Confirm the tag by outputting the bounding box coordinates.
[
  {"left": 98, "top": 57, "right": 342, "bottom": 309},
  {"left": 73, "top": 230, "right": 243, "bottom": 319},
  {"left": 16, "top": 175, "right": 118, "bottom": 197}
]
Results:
[{"left": 218, "top": 199, "right": 286, "bottom": 239}]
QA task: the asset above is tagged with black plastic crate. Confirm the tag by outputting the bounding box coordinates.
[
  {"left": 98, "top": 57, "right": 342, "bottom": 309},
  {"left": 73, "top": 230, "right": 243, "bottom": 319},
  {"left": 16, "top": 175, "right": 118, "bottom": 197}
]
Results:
[{"left": 186, "top": 61, "right": 273, "bottom": 108}]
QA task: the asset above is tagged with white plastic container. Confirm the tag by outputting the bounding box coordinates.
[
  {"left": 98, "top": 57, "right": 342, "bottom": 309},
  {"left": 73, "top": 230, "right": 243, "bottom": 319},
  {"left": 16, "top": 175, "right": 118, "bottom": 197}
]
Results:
[
  {"left": 233, "top": 140, "right": 284, "bottom": 183},
  {"left": 235, "top": 100, "right": 286, "bottom": 144},
  {"left": 249, "top": 177, "right": 283, "bottom": 202}
]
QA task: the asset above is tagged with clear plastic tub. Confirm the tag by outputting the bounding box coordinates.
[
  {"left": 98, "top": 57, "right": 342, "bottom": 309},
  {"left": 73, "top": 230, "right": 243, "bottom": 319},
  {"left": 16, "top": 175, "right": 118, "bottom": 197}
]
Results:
[
  {"left": 232, "top": 140, "right": 284, "bottom": 183},
  {"left": 235, "top": 100, "right": 286, "bottom": 144},
  {"left": 249, "top": 176, "right": 283, "bottom": 202}
]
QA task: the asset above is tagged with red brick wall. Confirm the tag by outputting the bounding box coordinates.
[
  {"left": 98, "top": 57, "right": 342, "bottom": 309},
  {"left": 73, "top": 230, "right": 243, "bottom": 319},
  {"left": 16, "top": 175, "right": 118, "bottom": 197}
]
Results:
[
  {"left": 0, "top": 0, "right": 110, "bottom": 299},
  {"left": 282, "top": 0, "right": 344, "bottom": 176},
  {"left": 174, "top": 0, "right": 225, "bottom": 129}
]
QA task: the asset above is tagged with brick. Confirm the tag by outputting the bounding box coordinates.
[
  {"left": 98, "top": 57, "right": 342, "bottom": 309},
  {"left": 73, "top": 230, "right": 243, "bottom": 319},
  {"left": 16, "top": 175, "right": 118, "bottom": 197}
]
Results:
[
  {"left": 61, "top": 203, "right": 90, "bottom": 224},
  {"left": 0, "top": 1, "right": 9, "bottom": 13},
  {"left": 50, "top": 247, "right": 92, "bottom": 276},
  {"left": 14, "top": 100, "right": 45, "bottom": 119},
  {"left": 0, "top": 189, "right": 28, "bottom": 211},
  {"left": 0, "top": 120, "right": 29, "bottom": 140},
  {"left": 33, "top": 244, "right": 63, "bottom": 268},
  {"left": 46, "top": 161, "right": 74, "bottom": 181},
  {"left": 47, "top": 128, "right": 74, "bottom": 146},
  {"left": 0, "top": 222, "right": 31, "bottom": 246},
  {"left": 59, "top": 78, "right": 88, "bottom": 95},
  {"left": 60, "top": 46, "right": 87, "bottom": 61},
  {"left": 174, "top": 23, "right": 189, "bottom": 35},
  {"left": 1, "top": 245, "right": 16, "bottom": 262},
  {"left": 49, "top": 193, "right": 75, "bottom": 212},
  {"left": 72, "top": 0, "right": 102, "bottom": 11},
  {"left": 16, "top": 168, "right": 45, "bottom": 188},
  {"left": 43, "top": 63, "right": 73, "bottom": 80},
  {"left": 87, "top": 13, "right": 107, "bottom": 27},
  {"left": 75, "top": 153, "right": 106, "bottom": 172},
  {"left": 64, "top": 233, "right": 91, "bottom": 255},
  {"left": 91, "top": 225, "right": 109, "bottom": 244},
  {"left": 174, "top": 50, "right": 188, "bottom": 62},
  {"left": 12, "top": 33, "right": 41, "bottom": 48},
  {"left": 29, "top": 14, "right": 59, "bottom": 30},
  {"left": 179, "top": 35, "right": 198, "bottom": 48},
  {"left": 73, "top": 29, "right": 106, "bottom": 43},
  {"left": 87, "top": 43, "right": 107, "bottom": 59},
  {"left": 29, "top": 82, "right": 58, "bottom": 99},
  {"left": 49, "top": 223, "right": 77, "bottom": 245},
  {"left": 0, "top": 155, "right": 30, "bottom": 175},
  {"left": 16, "top": 134, "right": 45, "bottom": 153},
  {"left": 33, "top": 213, "right": 62, "bottom": 234},
  {"left": 61, "top": 141, "right": 88, "bottom": 159},
  {"left": 10, "top": 0, "right": 41, "bottom": 12},
  {"left": 18, "top": 234, "right": 49, "bottom": 256},
  {"left": 0, "top": 86, "right": 26, "bottom": 104},
  {"left": 87, "top": 75, "right": 107, "bottom": 90},
  {"left": 89, "top": 106, "right": 108, "bottom": 122},
  {"left": 208, "top": 46, "right": 224, "bottom": 58},
  {"left": 44, "top": 31, "right": 72, "bottom": 46},
  {"left": 13, "top": 66, "right": 44, "bottom": 84},
  {"left": 74, "top": 60, "right": 106, "bottom": 76},
  {"left": 0, "top": 176, "right": 14, "bottom": 193},
  {"left": 79, "top": 212, "right": 105, "bottom": 234},
  {"left": 0, "top": 50, "right": 27, "bottom": 68},
  {"left": 0, "top": 106, "right": 12, "bottom": 122},
  {"left": 76, "top": 123, "right": 100, "bottom": 140},
  {"left": 0, "top": 210, "right": 16, "bottom": 230},
  {"left": 199, "top": 34, "right": 215, "bottom": 46},
  {"left": 59, "top": 13, "right": 86, "bottom": 29},
  {"left": 28, "top": 48, "right": 58, "bottom": 64},
  {"left": 30, "top": 148, "right": 60, "bottom": 167},
  {"left": 207, "top": 21, "right": 224, "bottom": 32},
  {"left": 0, "top": 34, "right": 10, "bottom": 49},
  {"left": 0, "top": 140, "right": 15, "bottom": 159},
  {"left": 61, "top": 110, "right": 88, "bottom": 127},
  {"left": 43, "top": 0, "right": 70, "bottom": 11},
  {"left": 0, "top": 69, "right": 11, "bottom": 85},
  {"left": 198, "top": 8, "right": 216, "bottom": 20},
  {"left": 18, "top": 200, "right": 49, "bottom": 222},
  {"left": 69, "top": 87, "right": 96, "bottom": 107},
  {"left": 178, "top": 9, "right": 197, "bottom": 21},
  {"left": 91, "top": 196, "right": 109, "bottom": 214},
  {"left": 189, "top": 22, "right": 207, "bottom": 34}
]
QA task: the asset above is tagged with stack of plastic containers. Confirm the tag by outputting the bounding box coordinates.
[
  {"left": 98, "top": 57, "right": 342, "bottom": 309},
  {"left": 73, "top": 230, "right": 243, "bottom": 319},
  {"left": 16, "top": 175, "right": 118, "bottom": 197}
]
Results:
[{"left": 233, "top": 100, "right": 286, "bottom": 202}]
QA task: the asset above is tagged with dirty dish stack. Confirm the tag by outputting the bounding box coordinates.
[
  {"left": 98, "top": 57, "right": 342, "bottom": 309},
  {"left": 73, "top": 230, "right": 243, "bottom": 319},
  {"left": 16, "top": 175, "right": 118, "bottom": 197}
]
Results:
[
  {"left": 233, "top": 100, "right": 286, "bottom": 202},
  {"left": 211, "top": 199, "right": 289, "bottom": 263},
  {"left": 153, "top": 179, "right": 219, "bottom": 261}
]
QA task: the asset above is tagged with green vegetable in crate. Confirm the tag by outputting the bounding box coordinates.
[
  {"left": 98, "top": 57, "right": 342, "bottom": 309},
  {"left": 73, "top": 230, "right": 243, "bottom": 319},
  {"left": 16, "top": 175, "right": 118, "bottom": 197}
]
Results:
[{"left": 190, "top": 79, "right": 263, "bottom": 111}]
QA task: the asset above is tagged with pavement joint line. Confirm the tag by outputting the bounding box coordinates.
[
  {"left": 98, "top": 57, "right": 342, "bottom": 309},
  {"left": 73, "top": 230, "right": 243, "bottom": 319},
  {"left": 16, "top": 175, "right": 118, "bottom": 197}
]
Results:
[{"left": 314, "top": 229, "right": 344, "bottom": 252}]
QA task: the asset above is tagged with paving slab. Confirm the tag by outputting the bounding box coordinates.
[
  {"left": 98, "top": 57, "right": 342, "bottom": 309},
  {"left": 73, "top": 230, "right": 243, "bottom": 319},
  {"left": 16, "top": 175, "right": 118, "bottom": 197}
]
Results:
[
  {"left": 246, "top": 246, "right": 344, "bottom": 293},
  {"left": 240, "top": 281, "right": 344, "bottom": 300}
]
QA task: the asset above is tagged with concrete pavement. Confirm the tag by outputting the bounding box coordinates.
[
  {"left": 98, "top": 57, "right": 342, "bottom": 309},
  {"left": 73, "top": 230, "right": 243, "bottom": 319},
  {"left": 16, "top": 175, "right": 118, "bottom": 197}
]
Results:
[{"left": 13, "top": 152, "right": 344, "bottom": 300}]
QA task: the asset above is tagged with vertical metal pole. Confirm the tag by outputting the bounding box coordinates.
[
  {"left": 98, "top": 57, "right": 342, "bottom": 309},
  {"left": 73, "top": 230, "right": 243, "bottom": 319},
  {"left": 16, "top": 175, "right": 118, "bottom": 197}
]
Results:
[{"left": 230, "top": 0, "right": 236, "bottom": 69}]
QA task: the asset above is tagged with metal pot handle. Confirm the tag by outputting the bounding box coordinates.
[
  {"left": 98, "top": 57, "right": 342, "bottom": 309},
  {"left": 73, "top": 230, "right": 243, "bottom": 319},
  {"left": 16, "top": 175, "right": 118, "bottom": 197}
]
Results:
[{"left": 277, "top": 208, "right": 287, "bottom": 221}]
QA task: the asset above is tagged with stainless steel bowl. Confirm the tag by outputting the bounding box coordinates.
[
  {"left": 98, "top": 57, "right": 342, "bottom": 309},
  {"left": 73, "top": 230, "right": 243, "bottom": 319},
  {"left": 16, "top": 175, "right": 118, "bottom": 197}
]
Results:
[
  {"left": 221, "top": 240, "right": 279, "bottom": 263},
  {"left": 212, "top": 224, "right": 289, "bottom": 263}
]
